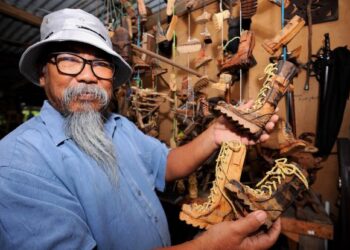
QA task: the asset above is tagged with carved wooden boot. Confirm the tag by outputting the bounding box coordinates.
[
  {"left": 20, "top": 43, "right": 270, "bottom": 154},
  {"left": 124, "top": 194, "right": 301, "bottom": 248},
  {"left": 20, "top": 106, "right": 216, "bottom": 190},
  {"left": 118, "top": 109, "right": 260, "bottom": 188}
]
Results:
[
  {"left": 225, "top": 158, "right": 309, "bottom": 229},
  {"left": 193, "top": 76, "right": 209, "bottom": 93},
  {"left": 262, "top": 15, "right": 305, "bottom": 55},
  {"left": 195, "top": 11, "right": 212, "bottom": 24},
  {"left": 261, "top": 119, "right": 307, "bottom": 155},
  {"left": 220, "top": 30, "right": 256, "bottom": 73},
  {"left": 241, "top": 0, "right": 258, "bottom": 19},
  {"left": 214, "top": 60, "right": 299, "bottom": 139},
  {"left": 179, "top": 141, "right": 246, "bottom": 229}
]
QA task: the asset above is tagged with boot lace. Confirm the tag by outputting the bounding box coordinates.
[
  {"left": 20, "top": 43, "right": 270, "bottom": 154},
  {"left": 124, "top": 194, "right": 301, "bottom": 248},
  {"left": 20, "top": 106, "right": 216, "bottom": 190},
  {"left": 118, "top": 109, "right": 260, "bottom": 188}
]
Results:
[
  {"left": 249, "top": 158, "right": 308, "bottom": 196},
  {"left": 245, "top": 62, "right": 278, "bottom": 112},
  {"left": 193, "top": 141, "right": 242, "bottom": 210}
]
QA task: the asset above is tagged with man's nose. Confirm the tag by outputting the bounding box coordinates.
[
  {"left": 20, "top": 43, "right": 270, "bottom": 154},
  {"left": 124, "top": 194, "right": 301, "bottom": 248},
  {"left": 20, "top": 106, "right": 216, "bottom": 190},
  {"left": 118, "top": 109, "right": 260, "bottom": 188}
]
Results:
[{"left": 76, "top": 63, "right": 98, "bottom": 83}]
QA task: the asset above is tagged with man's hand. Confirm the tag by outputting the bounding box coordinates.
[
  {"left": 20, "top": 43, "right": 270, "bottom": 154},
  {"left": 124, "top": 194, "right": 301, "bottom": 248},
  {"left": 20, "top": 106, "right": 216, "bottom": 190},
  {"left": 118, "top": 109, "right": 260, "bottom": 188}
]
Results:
[
  {"left": 211, "top": 100, "right": 279, "bottom": 146},
  {"left": 193, "top": 211, "right": 281, "bottom": 250}
]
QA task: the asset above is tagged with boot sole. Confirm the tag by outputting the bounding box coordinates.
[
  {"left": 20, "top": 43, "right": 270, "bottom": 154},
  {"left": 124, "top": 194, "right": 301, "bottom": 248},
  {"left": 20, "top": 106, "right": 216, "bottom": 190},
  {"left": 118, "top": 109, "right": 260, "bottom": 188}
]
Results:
[
  {"left": 225, "top": 180, "right": 275, "bottom": 229},
  {"left": 214, "top": 105, "right": 263, "bottom": 140}
]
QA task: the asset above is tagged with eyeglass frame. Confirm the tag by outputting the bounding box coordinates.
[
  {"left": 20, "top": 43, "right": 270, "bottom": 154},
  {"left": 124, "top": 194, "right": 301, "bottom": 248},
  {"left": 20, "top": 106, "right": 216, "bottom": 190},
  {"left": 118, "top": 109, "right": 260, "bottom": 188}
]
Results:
[{"left": 47, "top": 52, "right": 116, "bottom": 80}]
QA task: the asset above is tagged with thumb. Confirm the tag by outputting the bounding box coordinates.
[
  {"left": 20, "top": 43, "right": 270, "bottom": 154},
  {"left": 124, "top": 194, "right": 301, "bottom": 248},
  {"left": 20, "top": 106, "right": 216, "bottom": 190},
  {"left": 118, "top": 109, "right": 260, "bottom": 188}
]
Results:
[{"left": 234, "top": 210, "right": 267, "bottom": 237}]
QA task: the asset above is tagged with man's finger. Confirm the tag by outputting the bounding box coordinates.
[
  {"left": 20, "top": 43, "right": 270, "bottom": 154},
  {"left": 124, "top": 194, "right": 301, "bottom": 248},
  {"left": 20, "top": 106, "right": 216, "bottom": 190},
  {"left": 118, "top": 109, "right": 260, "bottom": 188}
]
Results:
[
  {"left": 259, "top": 133, "right": 270, "bottom": 143},
  {"left": 238, "top": 100, "right": 254, "bottom": 110},
  {"left": 250, "top": 218, "right": 281, "bottom": 249},
  {"left": 265, "top": 121, "right": 276, "bottom": 132},
  {"left": 232, "top": 210, "right": 267, "bottom": 237}
]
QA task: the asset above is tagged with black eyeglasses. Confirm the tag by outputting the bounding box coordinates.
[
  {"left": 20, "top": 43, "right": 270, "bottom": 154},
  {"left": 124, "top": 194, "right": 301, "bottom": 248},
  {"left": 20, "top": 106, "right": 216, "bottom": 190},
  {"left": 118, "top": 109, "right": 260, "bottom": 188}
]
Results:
[{"left": 48, "top": 52, "right": 115, "bottom": 80}]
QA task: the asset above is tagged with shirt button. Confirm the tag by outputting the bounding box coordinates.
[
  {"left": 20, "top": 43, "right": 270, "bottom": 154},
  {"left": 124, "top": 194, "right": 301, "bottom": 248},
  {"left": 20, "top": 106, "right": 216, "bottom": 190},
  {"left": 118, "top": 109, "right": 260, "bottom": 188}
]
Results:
[
  {"left": 154, "top": 216, "right": 158, "bottom": 223},
  {"left": 137, "top": 190, "right": 142, "bottom": 196}
]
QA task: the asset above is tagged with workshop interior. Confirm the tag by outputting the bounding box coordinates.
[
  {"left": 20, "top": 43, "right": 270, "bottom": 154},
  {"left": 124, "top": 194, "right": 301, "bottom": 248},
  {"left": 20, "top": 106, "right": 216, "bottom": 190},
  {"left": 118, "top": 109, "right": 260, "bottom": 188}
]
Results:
[{"left": 0, "top": 0, "right": 349, "bottom": 249}]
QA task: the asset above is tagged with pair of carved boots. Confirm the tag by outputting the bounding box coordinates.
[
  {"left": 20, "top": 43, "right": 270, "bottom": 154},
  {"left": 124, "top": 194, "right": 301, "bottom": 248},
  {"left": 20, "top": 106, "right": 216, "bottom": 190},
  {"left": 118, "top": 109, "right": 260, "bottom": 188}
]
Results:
[
  {"left": 180, "top": 59, "right": 308, "bottom": 229},
  {"left": 180, "top": 141, "right": 309, "bottom": 229}
]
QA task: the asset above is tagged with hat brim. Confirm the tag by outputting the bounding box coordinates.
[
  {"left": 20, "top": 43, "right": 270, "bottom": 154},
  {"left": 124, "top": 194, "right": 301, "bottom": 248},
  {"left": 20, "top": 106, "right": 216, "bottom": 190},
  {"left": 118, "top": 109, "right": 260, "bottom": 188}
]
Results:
[{"left": 19, "top": 29, "right": 133, "bottom": 88}]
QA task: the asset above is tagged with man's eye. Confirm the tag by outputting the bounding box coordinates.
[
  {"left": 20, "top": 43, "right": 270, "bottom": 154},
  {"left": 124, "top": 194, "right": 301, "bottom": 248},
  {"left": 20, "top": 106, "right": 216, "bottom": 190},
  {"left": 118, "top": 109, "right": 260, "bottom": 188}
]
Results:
[
  {"left": 57, "top": 56, "right": 80, "bottom": 63},
  {"left": 94, "top": 61, "right": 113, "bottom": 68}
]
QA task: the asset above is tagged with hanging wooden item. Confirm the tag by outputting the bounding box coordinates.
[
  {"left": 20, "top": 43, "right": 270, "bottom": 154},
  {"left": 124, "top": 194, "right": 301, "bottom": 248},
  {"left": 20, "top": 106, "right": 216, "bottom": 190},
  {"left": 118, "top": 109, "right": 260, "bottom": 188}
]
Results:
[
  {"left": 262, "top": 15, "right": 305, "bottom": 55},
  {"left": 212, "top": 10, "right": 230, "bottom": 31},
  {"left": 137, "top": 0, "right": 148, "bottom": 24},
  {"left": 111, "top": 27, "right": 132, "bottom": 65},
  {"left": 165, "top": 15, "right": 178, "bottom": 41},
  {"left": 166, "top": 0, "right": 176, "bottom": 16}
]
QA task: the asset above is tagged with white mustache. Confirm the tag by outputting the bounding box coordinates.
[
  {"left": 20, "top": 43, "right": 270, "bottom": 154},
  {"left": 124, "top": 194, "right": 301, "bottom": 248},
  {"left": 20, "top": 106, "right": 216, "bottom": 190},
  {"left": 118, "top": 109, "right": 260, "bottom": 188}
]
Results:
[{"left": 63, "top": 83, "right": 109, "bottom": 107}]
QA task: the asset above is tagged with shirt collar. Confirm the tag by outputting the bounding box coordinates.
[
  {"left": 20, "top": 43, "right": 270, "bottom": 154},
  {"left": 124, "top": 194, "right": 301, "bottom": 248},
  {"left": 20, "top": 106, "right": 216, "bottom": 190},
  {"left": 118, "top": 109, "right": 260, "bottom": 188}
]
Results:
[{"left": 39, "top": 100, "right": 121, "bottom": 146}]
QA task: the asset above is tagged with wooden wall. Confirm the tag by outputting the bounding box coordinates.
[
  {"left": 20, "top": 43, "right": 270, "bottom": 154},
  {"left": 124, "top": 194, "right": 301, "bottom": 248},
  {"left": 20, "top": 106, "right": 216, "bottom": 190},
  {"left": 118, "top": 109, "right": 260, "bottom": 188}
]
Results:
[{"left": 155, "top": 0, "right": 350, "bottom": 217}]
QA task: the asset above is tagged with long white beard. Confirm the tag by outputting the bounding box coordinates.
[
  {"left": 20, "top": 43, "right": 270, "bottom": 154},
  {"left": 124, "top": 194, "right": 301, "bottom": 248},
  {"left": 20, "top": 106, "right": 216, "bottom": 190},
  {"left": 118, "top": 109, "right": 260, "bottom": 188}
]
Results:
[{"left": 62, "top": 83, "right": 118, "bottom": 186}]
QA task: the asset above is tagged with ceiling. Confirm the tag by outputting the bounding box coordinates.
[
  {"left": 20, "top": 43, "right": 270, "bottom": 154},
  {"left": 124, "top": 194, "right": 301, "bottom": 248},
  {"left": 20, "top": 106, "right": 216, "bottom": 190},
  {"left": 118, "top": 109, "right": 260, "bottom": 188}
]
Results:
[{"left": 0, "top": 0, "right": 166, "bottom": 107}]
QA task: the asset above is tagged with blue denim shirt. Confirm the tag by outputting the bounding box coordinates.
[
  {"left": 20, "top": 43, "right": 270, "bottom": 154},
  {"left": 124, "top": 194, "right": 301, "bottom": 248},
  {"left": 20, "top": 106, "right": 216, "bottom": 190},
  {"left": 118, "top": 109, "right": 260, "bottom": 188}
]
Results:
[{"left": 0, "top": 101, "right": 171, "bottom": 250}]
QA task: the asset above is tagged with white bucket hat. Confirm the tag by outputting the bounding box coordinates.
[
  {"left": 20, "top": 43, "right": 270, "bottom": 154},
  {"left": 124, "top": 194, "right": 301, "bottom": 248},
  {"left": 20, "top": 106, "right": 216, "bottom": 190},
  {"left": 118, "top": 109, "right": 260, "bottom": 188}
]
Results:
[{"left": 19, "top": 8, "right": 132, "bottom": 88}]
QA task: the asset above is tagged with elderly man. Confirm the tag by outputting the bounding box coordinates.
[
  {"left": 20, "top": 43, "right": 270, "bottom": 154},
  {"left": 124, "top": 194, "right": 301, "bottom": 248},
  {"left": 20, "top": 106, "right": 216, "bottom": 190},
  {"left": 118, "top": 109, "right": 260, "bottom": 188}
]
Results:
[{"left": 0, "top": 8, "right": 280, "bottom": 250}]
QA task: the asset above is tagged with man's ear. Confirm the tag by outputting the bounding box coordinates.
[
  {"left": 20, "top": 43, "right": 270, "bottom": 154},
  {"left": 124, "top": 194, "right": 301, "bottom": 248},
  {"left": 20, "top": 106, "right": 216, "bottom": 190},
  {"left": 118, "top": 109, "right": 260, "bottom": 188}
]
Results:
[{"left": 39, "top": 65, "right": 47, "bottom": 87}]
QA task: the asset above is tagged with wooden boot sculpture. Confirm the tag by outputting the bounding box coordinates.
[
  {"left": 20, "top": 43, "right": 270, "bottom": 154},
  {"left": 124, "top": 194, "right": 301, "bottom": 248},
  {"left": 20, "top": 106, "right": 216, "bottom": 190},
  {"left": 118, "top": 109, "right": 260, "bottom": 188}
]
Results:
[
  {"left": 241, "top": 0, "right": 258, "bottom": 19},
  {"left": 214, "top": 60, "right": 299, "bottom": 140},
  {"left": 262, "top": 15, "right": 305, "bottom": 55},
  {"left": 225, "top": 158, "right": 309, "bottom": 229},
  {"left": 220, "top": 30, "right": 256, "bottom": 73},
  {"left": 179, "top": 141, "right": 246, "bottom": 229}
]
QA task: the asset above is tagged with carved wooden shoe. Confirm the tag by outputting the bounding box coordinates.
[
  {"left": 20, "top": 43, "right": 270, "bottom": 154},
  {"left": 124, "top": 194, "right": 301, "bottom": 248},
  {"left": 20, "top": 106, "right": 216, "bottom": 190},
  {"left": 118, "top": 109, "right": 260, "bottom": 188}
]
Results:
[
  {"left": 261, "top": 119, "right": 307, "bottom": 155},
  {"left": 193, "top": 76, "right": 209, "bottom": 93},
  {"left": 179, "top": 141, "right": 246, "bottom": 229},
  {"left": 195, "top": 11, "right": 212, "bottom": 24},
  {"left": 212, "top": 10, "right": 230, "bottom": 31},
  {"left": 214, "top": 60, "right": 299, "bottom": 139},
  {"left": 220, "top": 30, "right": 256, "bottom": 73},
  {"left": 262, "top": 15, "right": 305, "bottom": 55},
  {"left": 241, "top": 0, "right": 258, "bottom": 19},
  {"left": 224, "top": 158, "right": 309, "bottom": 229}
]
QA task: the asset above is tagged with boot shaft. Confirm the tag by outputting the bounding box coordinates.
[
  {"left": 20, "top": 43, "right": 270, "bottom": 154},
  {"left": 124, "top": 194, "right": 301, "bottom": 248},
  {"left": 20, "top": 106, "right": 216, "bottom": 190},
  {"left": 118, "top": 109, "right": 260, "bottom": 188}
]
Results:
[
  {"left": 179, "top": 141, "right": 247, "bottom": 228},
  {"left": 249, "top": 60, "right": 298, "bottom": 119}
]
